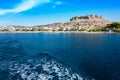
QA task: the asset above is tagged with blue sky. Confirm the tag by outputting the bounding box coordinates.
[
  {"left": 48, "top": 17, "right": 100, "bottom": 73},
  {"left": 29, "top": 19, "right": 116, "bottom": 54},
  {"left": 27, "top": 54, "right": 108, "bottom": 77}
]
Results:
[{"left": 0, "top": 0, "right": 120, "bottom": 26}]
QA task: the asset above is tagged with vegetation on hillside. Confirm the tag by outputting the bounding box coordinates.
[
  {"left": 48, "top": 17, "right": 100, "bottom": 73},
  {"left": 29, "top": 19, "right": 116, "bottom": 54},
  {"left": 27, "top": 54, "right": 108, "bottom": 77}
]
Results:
[
  {"left": 107, "top": 22, "right": 120, "bottom": 32},
  {"left": 89, "top": 27, "right": 102, "bottom": 32}
]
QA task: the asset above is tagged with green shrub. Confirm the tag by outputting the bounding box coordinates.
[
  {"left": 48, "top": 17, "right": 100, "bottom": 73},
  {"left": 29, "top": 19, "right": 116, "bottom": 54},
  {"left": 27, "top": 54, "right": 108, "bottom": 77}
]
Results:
[
  {"left": 89, "top": 27, "right": 102, "bottom": 32},
  {"left": 79, "top": 28, "right": 86, "bottom": 31}
]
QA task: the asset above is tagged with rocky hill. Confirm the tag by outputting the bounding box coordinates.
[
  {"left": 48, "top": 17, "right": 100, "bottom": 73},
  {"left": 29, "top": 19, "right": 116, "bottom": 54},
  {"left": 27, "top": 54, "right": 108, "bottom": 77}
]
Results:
[{"left": 63, "top": 15, "right": 111, "bottom": 29}]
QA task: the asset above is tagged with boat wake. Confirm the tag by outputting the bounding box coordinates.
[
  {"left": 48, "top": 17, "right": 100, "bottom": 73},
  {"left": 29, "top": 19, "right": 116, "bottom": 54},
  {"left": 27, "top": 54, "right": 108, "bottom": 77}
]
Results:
[
  {"left": 0, "top": 40, "right": 93, "bottom": 80},
  {"left": 8, "top": 53, "right": 84, "bottom": 80}
]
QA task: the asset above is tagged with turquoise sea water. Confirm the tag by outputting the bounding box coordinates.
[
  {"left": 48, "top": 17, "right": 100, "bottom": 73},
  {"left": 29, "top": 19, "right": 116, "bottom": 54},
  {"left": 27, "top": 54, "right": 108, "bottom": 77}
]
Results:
[{"left": 0, "top": 33, "right": 120, "bottom": 80}]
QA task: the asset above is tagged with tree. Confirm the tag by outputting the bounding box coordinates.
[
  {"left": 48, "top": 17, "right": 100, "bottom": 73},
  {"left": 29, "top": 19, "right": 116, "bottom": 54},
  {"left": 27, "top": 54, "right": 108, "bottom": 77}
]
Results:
[
  {"left": 109, "top": 22, "right": 120, "bottom": 29},
  {"left": 58, "top": 27, "right": 64, "bottom": 31},
  {"left": 107, "top": 22, "right": 120, "bottom": 32}
]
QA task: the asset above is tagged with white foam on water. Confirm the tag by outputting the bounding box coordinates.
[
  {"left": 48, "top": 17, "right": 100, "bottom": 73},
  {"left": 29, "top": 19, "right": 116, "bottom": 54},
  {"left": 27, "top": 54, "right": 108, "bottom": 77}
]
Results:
[{"left": 8, "top": 56, "right": 86, "bottom": 80}]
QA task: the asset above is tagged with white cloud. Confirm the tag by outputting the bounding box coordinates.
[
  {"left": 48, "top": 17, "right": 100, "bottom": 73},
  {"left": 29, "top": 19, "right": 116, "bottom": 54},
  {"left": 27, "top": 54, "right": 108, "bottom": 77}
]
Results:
[
  {"left": 0, "top": 0, "right": 51, "bottom": 15},
  {"left": 56, "top": 1, "right": 63, "bottom": 5},
  {"left": 53, "top": 1, "right": 63, "bottom": 8}
]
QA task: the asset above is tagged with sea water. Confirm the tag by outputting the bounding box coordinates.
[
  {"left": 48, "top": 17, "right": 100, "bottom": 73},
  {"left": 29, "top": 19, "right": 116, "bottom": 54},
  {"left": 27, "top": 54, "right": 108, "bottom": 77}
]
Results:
[{"left": 0, "top": 33, "right": 120, "bottom": 80}]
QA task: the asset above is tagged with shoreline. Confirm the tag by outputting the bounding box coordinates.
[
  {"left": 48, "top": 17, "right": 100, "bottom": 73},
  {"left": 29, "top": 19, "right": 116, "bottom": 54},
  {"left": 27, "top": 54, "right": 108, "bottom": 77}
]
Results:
[{"left": 0, "top": 31, "right": 118, "bottom": 34}]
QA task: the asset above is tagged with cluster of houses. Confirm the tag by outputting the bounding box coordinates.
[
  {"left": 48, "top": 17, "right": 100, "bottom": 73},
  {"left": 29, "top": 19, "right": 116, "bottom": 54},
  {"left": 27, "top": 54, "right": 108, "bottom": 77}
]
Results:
[
  {"left": 0, "top": 26, "right": 69, "bottom": 32},
  {"left": 0, "top": 26, "right": 60, "bottom": 32},
  {"left": 0, "top": 26, "right": 16, "bottom": 32}
]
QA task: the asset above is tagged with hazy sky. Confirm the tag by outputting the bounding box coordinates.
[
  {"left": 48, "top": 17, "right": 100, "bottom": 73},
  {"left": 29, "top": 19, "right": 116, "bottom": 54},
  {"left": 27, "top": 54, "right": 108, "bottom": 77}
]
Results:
[{"left": 0, "top": 0, "right": 120, "bottom": 26}]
